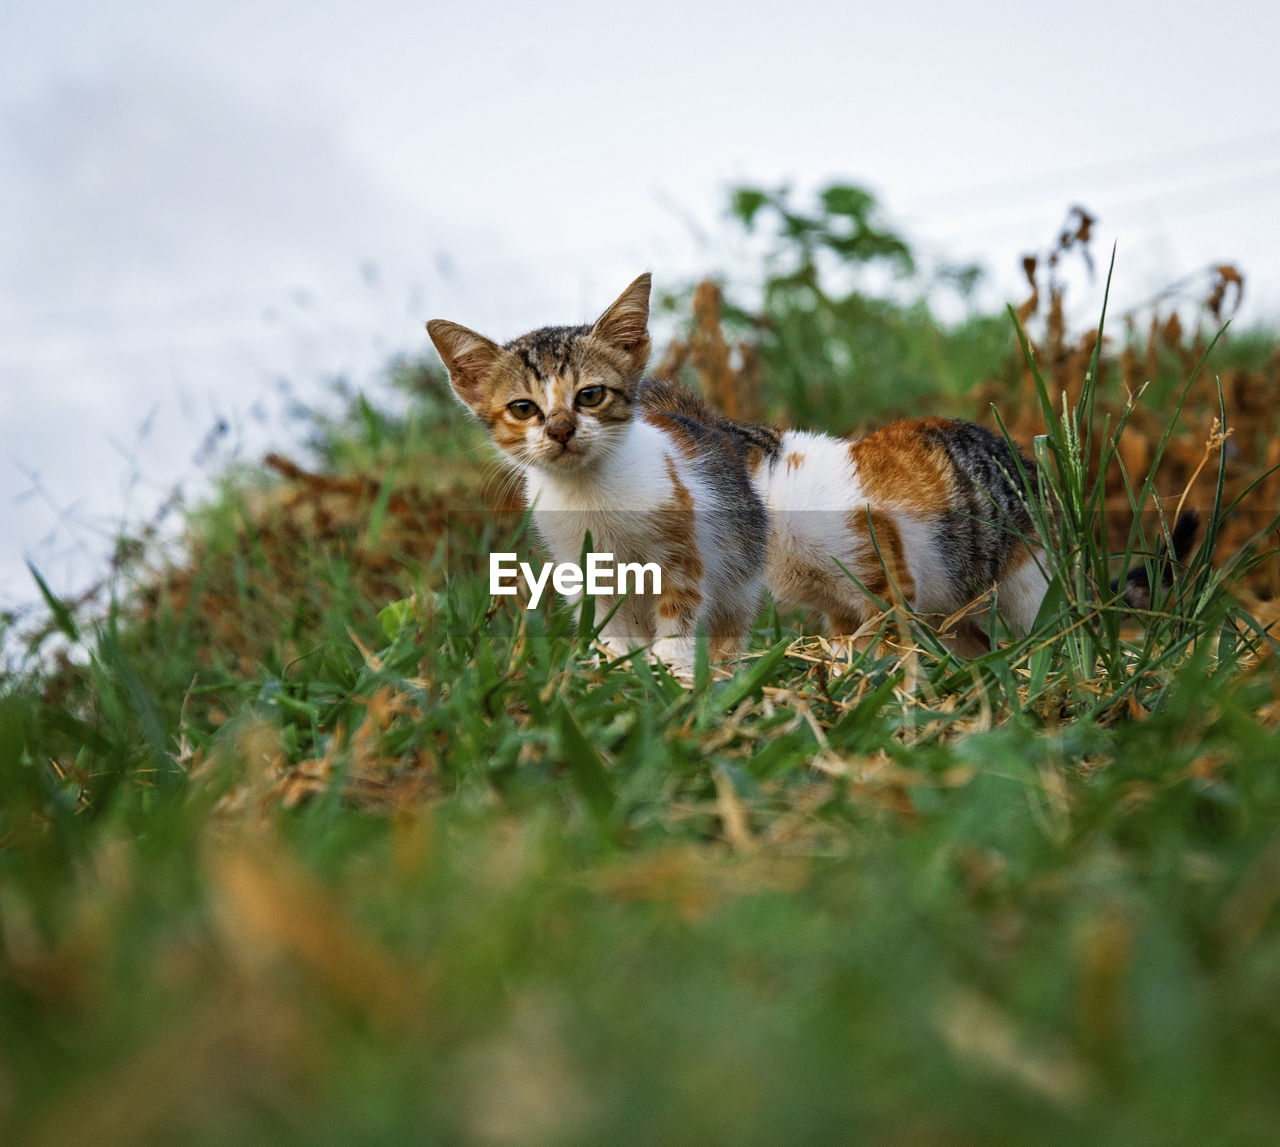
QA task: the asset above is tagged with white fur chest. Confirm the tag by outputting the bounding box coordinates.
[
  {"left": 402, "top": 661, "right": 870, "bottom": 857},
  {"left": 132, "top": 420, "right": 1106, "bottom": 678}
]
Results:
[{"left": 523, "top": 420, "right": 708, "bottom": 565}]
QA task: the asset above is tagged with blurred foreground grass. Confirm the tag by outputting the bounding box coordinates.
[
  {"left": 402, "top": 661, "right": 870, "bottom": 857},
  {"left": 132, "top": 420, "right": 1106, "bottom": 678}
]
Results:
[{"left": 6, "top": 555, "right": 1280, "bottom": 1143}]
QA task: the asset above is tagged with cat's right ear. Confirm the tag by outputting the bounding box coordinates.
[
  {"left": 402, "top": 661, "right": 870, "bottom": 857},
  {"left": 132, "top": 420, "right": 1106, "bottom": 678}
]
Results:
[
  {"left": 426, "top": 320, "right": 504, "bottom": 407},
  {"left": 591, "top": 273, "right": 652, "bottom": 377}
]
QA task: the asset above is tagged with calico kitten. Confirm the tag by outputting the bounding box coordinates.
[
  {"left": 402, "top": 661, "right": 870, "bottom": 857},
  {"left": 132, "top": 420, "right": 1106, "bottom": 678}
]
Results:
[
  {"left": 728, "top": 415, "right": 1046, "bottom": 656},
  {"left": 427, "top": 274, "right": 767, "bottom": 671}
]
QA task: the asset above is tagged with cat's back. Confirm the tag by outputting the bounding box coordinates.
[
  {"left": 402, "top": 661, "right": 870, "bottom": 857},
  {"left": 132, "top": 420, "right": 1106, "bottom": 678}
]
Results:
[
  {"left": 758, "top": 416, "right": 1034, "bottom": 518},
  {"left": 753, "top": 418, "right": 958, "bottom": 516}
]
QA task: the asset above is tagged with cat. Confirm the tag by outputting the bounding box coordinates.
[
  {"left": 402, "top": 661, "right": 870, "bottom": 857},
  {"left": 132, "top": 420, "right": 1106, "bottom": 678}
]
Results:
[
  {"left": 427, "top": 274, "right": 768, "bottom": 672},
  {"left": 606, "top": 365, "right": 1048, "bottom": 651},
  {"left": 431, "top": 271, "right": 1189, "bottom": 668}
]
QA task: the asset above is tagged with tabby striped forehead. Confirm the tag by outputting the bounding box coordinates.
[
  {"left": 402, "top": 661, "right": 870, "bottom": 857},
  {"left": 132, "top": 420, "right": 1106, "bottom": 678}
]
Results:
[
  {"left": 504, "top": 324, "right": 589, "bottom": 379},
  {"left": 485, "top": 322, "right": 637, "bottom": 417},
  {"left": 509, "top": 323, "right": 637, "bottom": 382}
]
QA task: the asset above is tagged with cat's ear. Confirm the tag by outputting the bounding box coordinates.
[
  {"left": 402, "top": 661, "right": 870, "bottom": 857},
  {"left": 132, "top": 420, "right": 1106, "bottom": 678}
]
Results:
[
  {"left": 591, "top": 273, "right": 651, "bottom": 376},
  {"left": 426, "top": 319, "right": 504, "bottom": 407}
]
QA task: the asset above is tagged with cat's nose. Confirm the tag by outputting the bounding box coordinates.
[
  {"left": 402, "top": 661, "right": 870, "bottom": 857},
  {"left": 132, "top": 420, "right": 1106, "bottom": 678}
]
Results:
[{"left": 547, "top": 418, "right": 575, "bottom": 445}]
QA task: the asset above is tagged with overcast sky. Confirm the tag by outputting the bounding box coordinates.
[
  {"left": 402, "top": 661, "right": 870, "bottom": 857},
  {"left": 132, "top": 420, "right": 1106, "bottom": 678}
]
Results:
[{"left": 3, "top": 0, "right": 1279, "bottom": 618}]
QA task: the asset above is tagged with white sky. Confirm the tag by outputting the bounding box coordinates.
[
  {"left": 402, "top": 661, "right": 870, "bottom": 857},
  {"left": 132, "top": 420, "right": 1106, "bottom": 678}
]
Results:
[{"left": 3, "top": 0, "right": 1279, "bottom": 618}]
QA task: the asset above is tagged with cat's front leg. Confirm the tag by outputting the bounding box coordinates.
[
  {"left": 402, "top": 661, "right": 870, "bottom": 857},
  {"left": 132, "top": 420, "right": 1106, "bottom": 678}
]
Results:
[
  {"left": 649, "top": 583, "right": 703, "bottom": 678},
  {"left": 585, "top": 591, "right": 651, "bottom": 666},
  {"left": 594, "top": 629, "right": 642, "bottom": 665},
  {"left": 649, "top": 635, "right": 697, "bottom": 677}
]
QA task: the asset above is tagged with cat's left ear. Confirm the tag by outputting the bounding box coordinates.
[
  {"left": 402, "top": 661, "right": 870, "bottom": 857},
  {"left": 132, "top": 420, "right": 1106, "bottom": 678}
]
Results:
[{"left": 591, "top": 273, "right": 652, "bottom": 377}]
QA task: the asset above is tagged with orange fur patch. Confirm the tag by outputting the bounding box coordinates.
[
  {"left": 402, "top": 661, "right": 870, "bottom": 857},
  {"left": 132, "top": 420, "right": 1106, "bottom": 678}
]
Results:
[
  {"left": 851, "top": 419, "right": 954, "bottom": 512},
  {"left": 547, "top": 375, "right": 572, "bottom": 410},
  {"left": 489, "top": 411, "right": 533, "bottom": 453},
  {"left": 999, "top": 541, "right": 1040, "bottom": 578},
  {"left": 650, "top": 458, "right": 704, "bottom": 625},
  {"left": 848, "top": 507, "right": 916, "bottom": 604},
  {"left": 785, "top": 452, "right": 806, "bottom": 472}
]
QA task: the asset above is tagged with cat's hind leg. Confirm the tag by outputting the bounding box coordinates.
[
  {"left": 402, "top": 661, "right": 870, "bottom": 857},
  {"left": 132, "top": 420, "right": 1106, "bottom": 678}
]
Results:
[
  {"left": 825, "top": 507, "right": 919, "bottom": 666},
  {"left": 995, "top": 548, "right": 1050, "bottom": 639},
  {"left": 933, "top": 549, "right": 1048, "bottom": 657}
]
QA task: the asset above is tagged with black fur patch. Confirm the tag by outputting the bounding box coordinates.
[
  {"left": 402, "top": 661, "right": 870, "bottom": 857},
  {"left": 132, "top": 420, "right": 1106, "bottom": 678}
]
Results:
[
  {"left": 506, "top": 325, "right": 589, "bottom": 380},
  {"left": 923, "top": 420, "right": 1039, "bottom": 598}
]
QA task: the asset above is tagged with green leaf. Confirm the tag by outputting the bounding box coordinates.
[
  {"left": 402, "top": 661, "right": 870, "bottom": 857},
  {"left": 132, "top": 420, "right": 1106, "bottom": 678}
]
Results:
[
  {"left": 729, "top": 187, "right": 770, "bottom": 229},
  {"left": 27, "top": 561, "right": 79, "bottom": 644},
  {"left": 819, "top": 183, "right": 875, "bottom": 221},
  {"left": 366, "top": 466, "right": 398, "bottom": 546},
  {"left": 1032, "top": 574, "right": 1068, "bottom": 630},
  {"left": 827, "top": 673, "right": 898, "bottom": 748},
  {"left": 378, "top": 597, "right": 415, "bottom": 641},
  {"left": 555, "top": 703, "right": 615, "bottom": 822},
  {"left": 693, "top": 630, "right": 711, "bottom": 694}
]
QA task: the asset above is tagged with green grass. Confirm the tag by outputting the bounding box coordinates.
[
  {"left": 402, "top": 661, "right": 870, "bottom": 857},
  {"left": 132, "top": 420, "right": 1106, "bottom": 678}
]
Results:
[
  {"left": 5, "top": 573, "right": 1280, "bottom": 1143},
  {"left": 5, "top": 272, "right": 1280, "bottom": 1143}
]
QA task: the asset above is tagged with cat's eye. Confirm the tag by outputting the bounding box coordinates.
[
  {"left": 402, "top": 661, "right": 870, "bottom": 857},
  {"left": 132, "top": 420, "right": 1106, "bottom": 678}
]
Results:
[
  {"left": 576, "top": 385, "right": 606, "bottom": 408},
  {"left": 506, "top": 399, "right": 540, "bottom": 420}
]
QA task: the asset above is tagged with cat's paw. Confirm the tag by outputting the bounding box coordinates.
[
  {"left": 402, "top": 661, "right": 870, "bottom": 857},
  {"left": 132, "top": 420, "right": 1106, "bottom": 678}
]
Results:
[
  {"left": 650, "top": 636, "right": 696, "bottom": 680},
  {"left": 593, "top": 635, "right": 639, "bottom": 665},
  {"left": 826, "top": 633, "right": 872, "bottom": 678}
]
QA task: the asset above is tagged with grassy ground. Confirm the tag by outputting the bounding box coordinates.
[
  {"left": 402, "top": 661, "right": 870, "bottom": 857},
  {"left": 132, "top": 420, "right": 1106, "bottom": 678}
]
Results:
[{"left": 4, "top": 254, "right": 1280, "bottom": 1143}]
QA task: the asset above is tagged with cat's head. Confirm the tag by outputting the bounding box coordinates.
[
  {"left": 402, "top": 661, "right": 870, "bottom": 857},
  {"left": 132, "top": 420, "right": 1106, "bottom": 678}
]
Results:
[{"left": 427, "top": 274, "right": 652, "bottom": 472}]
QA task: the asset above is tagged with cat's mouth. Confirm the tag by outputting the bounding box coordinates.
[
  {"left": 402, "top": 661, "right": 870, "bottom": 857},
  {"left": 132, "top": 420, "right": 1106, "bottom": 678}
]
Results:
[{"left": 545, "top": 442, "right": 587, "bottom": 468}]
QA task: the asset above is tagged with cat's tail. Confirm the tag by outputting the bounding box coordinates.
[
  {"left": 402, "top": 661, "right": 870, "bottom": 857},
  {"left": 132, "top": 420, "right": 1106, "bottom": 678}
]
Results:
[
  {"left": 712, "top": 414, "right": 785, "bottom": 463},
  {"left": 638, "top": 375, "right": 784, "bottom": 463},
  {"left": 1113, "top": 509, "right": 1201, "bottom": 611},
  {"left": 636, "top": 376, "right": 714, "bottom": 421}
]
